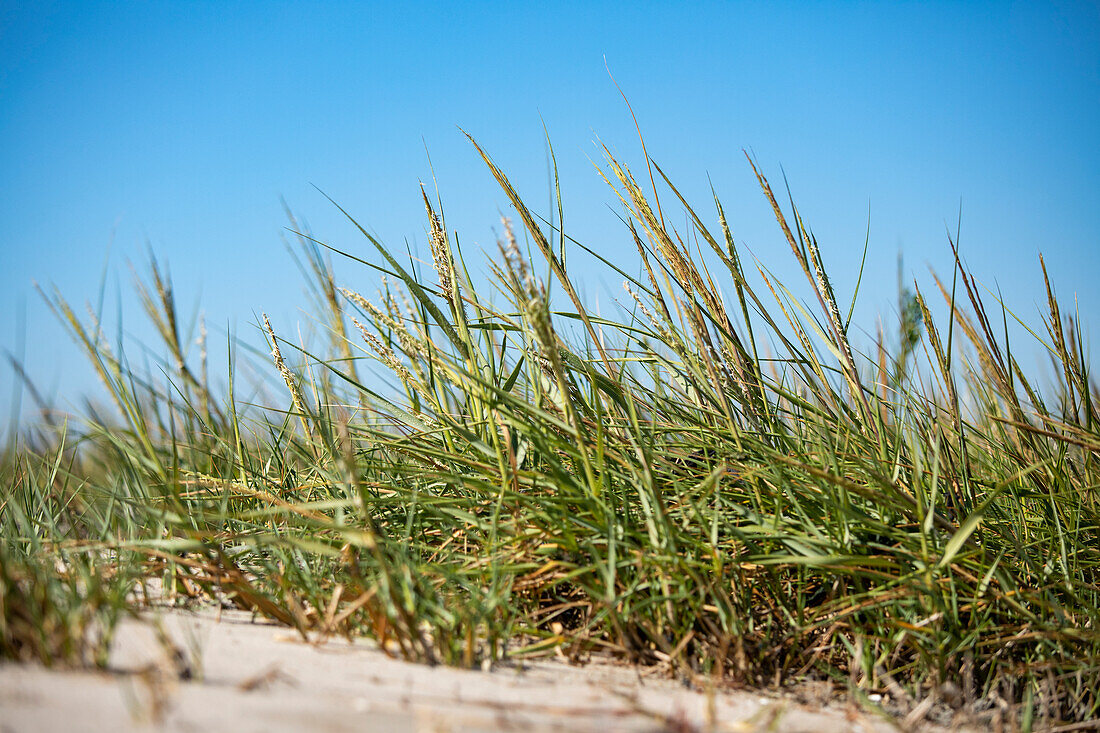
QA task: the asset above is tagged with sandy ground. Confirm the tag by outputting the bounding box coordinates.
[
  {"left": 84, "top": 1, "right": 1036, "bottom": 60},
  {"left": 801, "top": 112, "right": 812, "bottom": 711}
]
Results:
[{"left": 1, "top": 606, "right": 913, "bottom": 732}]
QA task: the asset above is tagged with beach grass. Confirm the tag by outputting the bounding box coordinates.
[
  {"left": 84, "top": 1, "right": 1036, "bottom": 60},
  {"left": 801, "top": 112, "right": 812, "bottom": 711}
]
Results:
[{"left": 3, "top": 138, "right": 1098, "bottom": 728}]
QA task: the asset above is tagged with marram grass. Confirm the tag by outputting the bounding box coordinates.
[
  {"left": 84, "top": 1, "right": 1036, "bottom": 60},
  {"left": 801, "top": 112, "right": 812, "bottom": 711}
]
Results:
[{"left": 3, "top": 139, "right": 1098, "bottom": 728}]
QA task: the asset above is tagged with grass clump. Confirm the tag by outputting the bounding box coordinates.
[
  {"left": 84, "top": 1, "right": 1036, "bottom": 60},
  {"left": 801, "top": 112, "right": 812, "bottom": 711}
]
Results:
[
  {"left": 1, "top": 442, "right": 132, "bottom": 667},
  {"left": 3, "top": 136, "right": 1099, "bottom": 727}
]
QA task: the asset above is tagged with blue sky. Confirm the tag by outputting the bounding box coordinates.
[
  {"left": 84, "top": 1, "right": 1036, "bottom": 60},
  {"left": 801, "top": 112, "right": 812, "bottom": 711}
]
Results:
[{"left": 2, "top": 1, "right": 1098, "bottom": 424}]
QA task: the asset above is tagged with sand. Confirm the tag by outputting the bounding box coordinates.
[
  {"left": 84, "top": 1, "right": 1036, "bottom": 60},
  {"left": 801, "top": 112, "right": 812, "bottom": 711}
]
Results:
[{"left": 0, "top": 606, "right": 914, "bottom": 732}]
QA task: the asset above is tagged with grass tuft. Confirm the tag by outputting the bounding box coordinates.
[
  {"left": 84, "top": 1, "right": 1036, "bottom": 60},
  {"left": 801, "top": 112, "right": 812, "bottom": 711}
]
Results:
[{"left": 4, "top": 139, "right": 1098, "bottom": 727}]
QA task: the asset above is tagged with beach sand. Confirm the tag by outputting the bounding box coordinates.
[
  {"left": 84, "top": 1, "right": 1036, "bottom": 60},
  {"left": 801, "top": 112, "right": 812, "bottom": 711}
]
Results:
[{"left": 0, "top": 606, "right": 922, "bottom": 732}]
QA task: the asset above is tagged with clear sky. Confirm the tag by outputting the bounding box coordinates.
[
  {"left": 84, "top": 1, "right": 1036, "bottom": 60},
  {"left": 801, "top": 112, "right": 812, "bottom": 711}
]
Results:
[{"left": 2, "top": 1, "right": 1098, "bottom": 425}]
